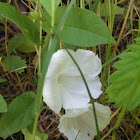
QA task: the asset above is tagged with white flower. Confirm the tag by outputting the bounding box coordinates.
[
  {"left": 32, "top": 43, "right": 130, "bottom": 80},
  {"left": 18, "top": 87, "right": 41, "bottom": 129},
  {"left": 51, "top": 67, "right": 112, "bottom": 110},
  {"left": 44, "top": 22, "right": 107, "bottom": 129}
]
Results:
[
  {"left": 43, "top": 49, "right": 102, "bottom": 113},
  {"left": 58, "top": 103, "right": 111, "bottom": 140}
]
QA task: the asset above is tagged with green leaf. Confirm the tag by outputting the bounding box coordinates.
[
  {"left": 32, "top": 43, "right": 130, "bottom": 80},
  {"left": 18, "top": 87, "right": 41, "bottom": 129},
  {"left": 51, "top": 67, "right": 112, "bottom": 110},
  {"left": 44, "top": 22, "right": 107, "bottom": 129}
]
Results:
[
  {"left": 0, "top": 92, "right": 35, "bottom": 138},
  {"left": 27, "top": 12, "right": 41, "bottom": 29},
  {"left": 22, "top": 123, "right": 48, "bottom": 140},
  {"left": 62, "top": 42, "right": 76, "bottom": 50},
  {"left": 8, "top": 35, "right": 25, "bottom": 54},
  {"left": 30, "top": 77, "right": 37, "bottom": 87},
  {"left": 16, "top": 40, "right": 36, "bottom": 53},
  {"left": 8, "top": 34, "right": 36, "bottom": 53},
  {"left": 0, "top": 78, "right": 7, "bottom": 83},
  {"left": 134, "top": 37, "right": 140, "bottom": 44},
  {"left": 2, "top": 55, "right": 27, "bottom": 74},
  {"left": 42, "top": 22, "right": 52, "bottom": 33},
  {"left": 0, "top": 95, "right": 7, "bottom": 113},
  {"left": 106, "top": 44, "right": 140, "bottom": 110},
  {"left": 43, "top": 7, "right": 115, "bottom": 47},
  {"left": 0, "top": 2, "right": 40, "bottom": 45},
  {"left": 0, "top": 15, "right": 3, "bottom": 20},
  {"left": 28, "top": 12, "right": 42, "bottom": 21},
  {"left": 40, "top": 0, "right": 61, "bottom": 16}
]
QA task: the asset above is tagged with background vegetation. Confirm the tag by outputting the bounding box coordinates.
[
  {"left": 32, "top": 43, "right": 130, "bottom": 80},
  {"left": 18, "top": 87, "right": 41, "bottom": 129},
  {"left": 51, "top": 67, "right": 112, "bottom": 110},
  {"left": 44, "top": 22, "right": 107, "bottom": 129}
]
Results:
[{"left": 0, "top": 0, "right": 140, "bottom": 139}]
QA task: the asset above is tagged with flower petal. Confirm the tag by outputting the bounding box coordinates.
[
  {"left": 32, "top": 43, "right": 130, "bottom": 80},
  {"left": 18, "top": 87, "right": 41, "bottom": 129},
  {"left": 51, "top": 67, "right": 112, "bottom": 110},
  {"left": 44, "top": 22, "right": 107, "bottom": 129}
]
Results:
[
  {"left": 46, "top": 49, "right": 71, "bottom": 78},
  {"left": 43, "top": 79, "right": 63, "bottom": 114},
  {"left": 62, "top": 76, "right": 89, "bottom": 109},
  {"left": 62, "top": 76, "right": 102, "bottom": 109},
  {"left": 94, "top": 102, "right": 112, "bottom": 131},
  {"left": 86, "top": 76, "right": 102, "bottom": 99},
  {"left": 43, "top": 49, "right": 102, "bottom": 113},
  {"left": 58, "top": 103, "right": 111, "bottom": 140},
  {"left": 64, "top": 105, "right": 90, "bottom": 117},
  {"left": 62, "top": 49, "right": 102, "bottom": 77}
]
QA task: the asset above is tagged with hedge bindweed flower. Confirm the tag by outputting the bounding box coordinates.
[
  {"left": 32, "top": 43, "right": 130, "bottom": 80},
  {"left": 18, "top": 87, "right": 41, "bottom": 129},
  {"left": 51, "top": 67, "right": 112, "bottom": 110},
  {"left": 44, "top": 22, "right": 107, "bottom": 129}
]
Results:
[
  {"left": 43, "top": 49, "right": 102, "bottom": 113},
  {"left": 58, "top": 103, "right": 111, "bottom": 140}
]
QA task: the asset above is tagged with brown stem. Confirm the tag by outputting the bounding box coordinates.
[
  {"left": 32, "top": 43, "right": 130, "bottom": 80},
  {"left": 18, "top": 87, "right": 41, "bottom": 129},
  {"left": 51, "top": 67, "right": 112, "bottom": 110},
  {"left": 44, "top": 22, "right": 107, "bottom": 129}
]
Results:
[{"left": 112, "top": 0, "right": 134, "bottom": 57}]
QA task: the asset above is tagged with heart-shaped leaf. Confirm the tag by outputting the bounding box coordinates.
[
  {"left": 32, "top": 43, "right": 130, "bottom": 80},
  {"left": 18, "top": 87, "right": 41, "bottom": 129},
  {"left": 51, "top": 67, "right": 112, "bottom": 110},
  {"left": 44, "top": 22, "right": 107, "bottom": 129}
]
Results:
[{"left": 42, "top": 7, "right": 115, "bottom": 47}]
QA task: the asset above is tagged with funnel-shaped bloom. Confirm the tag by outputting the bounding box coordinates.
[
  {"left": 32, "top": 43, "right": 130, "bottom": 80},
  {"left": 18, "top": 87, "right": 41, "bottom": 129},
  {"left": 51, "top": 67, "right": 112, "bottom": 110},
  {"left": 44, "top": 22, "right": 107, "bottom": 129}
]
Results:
[
  {"left": 58, "top": 103, "right": 111, "bottom": 140},
  {"left": 43, "top": 49, "right": 102, "bottom": 113}
]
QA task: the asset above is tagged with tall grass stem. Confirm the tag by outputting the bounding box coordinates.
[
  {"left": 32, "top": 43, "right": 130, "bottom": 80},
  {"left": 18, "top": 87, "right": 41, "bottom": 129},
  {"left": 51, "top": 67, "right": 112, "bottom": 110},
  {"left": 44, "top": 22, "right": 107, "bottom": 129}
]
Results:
[{"left": 32, "top": 1, "right": 75, "bottom": 139}]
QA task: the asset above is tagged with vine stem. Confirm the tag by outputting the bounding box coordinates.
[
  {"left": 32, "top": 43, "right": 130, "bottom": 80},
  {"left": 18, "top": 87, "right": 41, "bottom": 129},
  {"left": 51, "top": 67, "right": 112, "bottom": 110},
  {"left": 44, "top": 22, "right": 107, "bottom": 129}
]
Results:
[{"left": 66, "top": 49, "right": 101, "bottom": 140}]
